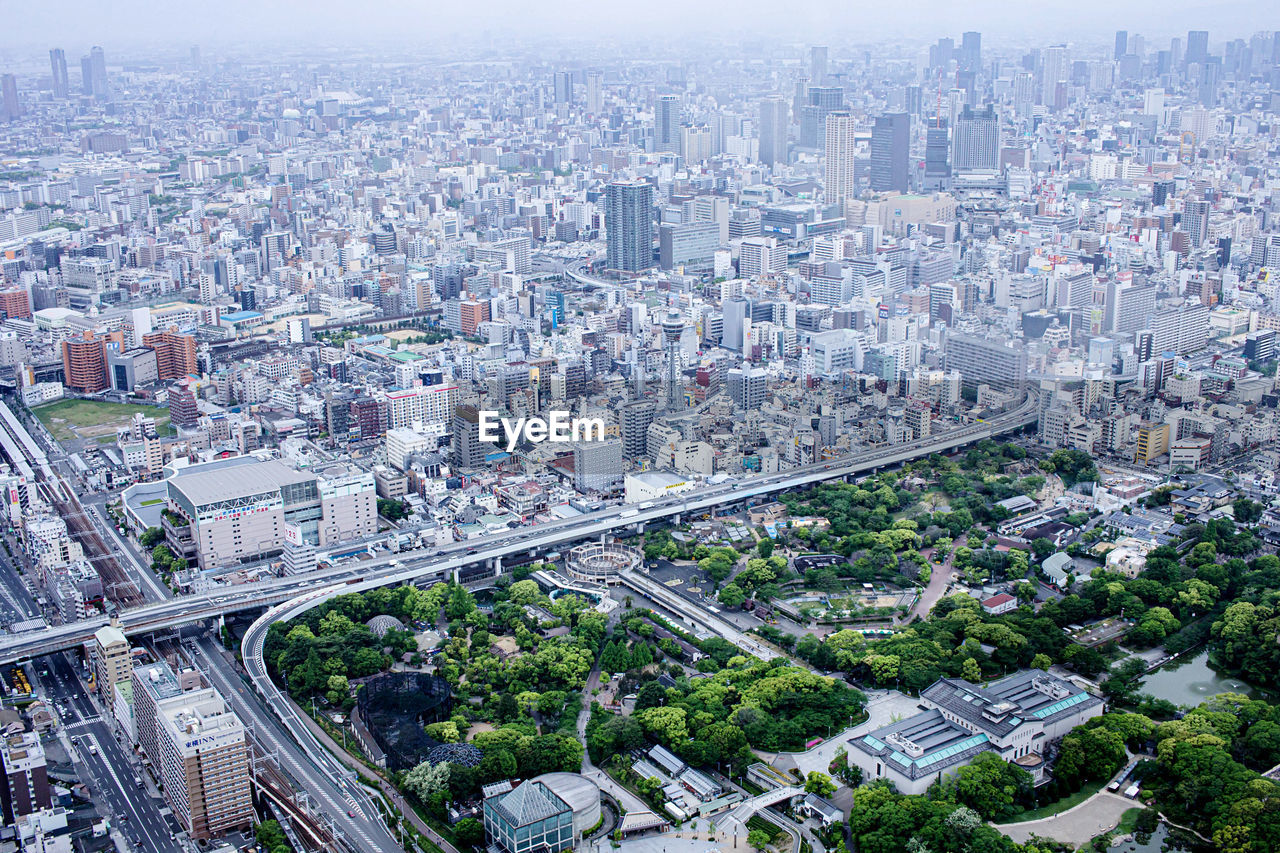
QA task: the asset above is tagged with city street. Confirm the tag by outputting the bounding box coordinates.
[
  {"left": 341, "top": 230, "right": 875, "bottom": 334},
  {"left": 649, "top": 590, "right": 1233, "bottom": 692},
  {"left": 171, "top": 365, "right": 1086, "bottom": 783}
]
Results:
[
  {"left": 0, "top": 524, "right": 182, "bottom": 852},
  {"left": 43, "top": 653, "right": 184, "bottom": 853}
]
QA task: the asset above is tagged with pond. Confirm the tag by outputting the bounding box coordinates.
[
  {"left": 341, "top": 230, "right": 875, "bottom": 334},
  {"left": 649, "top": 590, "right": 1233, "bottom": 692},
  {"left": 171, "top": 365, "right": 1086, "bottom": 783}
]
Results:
[
  {"left": 1137, "top": 649, "right": 1255, "bottom": 706},
  {"left": 1109, "top": 822, "right": 1197, "bottom": 852}
]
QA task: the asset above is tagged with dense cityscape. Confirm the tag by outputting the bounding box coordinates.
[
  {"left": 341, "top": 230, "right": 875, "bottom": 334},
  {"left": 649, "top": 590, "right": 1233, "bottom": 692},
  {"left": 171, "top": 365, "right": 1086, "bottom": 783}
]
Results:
[{"left": 0, "top": 7, "right": 1277, "bottom": 853}]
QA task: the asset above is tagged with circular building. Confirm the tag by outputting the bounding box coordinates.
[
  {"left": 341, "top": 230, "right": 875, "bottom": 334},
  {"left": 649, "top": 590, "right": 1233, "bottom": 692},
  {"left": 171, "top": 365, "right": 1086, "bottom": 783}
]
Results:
[
  {"left": 565, "top": 542, "right": 642, "bottom": 586},
  {"left": 366, "top": 614, "right": 406, "bottom": 638},
  {"left": 531, "top": 772, "right": 602, "bottom": 838}
]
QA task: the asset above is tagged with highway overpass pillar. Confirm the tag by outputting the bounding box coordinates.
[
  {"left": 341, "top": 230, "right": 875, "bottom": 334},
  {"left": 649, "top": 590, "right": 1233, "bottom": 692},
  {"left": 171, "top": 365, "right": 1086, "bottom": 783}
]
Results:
[
  {"left": 452, "top": 566, "right": 460, "bottom": 584},
  {"left": 491, "top": 556, "right": 502, "bottom": 575}
]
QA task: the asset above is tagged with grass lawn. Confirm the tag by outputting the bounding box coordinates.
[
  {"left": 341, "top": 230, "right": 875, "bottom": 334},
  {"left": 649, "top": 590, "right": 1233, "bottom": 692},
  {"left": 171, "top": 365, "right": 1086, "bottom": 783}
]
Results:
[
  {"left": 32, "top": 398, "right": 173, "bottom": 442},
  {"left": 1113, "top": 807, "right": 1144, "bottom": 835},
  {"left": 746, "top": 814, "right": 787, "bottom": 842},
  {"left": 1004, "top": 778, "right": 1107, "bottom": 823}
]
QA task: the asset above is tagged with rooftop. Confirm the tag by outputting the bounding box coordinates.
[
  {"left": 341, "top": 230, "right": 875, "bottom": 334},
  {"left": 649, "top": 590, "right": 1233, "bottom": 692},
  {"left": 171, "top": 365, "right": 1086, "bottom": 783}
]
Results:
[
  {"left": 169, "top": 458, "right": 314, "bottom": 506},
  {"left": 851, "top": 709, "right": 991, "bottom": 779},
  {"left": 487, "top": 780, "right": 571, "bottom": 827}
]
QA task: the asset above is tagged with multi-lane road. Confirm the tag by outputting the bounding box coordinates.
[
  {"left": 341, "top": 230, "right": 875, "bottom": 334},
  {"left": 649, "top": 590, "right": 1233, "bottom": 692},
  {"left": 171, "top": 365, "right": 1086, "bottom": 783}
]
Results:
[
  {"left": 188, "top": 635, "right": 400, "bottom": 853},
  {"left": 0, "top": 390, "right": 1038, "bottom": 666},
  {"left": 44, "top": 652, "right": 184, "bottom": 853},
  {"left": 0, "top": 551, "right": 181, "bottom": 853}
]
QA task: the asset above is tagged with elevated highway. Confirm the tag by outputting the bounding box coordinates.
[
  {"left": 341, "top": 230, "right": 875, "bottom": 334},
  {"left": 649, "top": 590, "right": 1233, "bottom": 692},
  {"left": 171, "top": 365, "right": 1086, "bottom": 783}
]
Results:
[{"left": 0, "top": 391, "right": 1036, "bottom": 666}]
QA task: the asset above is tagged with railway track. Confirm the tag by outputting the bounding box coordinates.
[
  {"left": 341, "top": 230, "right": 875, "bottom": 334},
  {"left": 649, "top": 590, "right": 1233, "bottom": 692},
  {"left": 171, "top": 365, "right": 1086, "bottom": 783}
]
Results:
[{"left": 0, "top": 399, "right": 146, "bottom": 611}]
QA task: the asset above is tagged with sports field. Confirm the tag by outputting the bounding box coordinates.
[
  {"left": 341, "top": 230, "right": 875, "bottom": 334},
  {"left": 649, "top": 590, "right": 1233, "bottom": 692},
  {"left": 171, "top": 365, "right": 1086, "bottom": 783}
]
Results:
[{"left": 32, "top": 398, "right": 173, "bottom": 442}]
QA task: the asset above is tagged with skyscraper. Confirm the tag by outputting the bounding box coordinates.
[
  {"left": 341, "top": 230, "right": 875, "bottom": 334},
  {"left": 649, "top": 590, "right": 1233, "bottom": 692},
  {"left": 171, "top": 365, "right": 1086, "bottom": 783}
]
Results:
[
  {"left": 823, "top": 110, "right": 856, "bottom": 206},
  {"left": 1041, "top": 44, "right": 1070, "bottom": 108},
  {"left": 924, "top": 120, "right": 951, "bottom": 188},
  {"left": 960, "top": 32, "right": 982, "bottom": 72},
  {"left": 80, "top": 54, "right": 93, "bottom": 95},
  {"left": 1183, "top": 199, "right": 1210, "bottom": 248},
  {"left": 655, "top": 95, "right": 680, "bottom": 154},
  {"left": 620, "top": 399, "right": 656, "bottom": 460},
  {"left": 810, "top": 45, "right": 828, "bottom": 85},
  {"left": 585, "top": 71, "right": 603, "bottom": 114},
  {"left": 758, "top": 97, "right": 789, "bottom": 168},
  {"left": 952, "top": 104, "right": 999, "bottom": 171},
  {"left": 0, "top": 75, "right": 17, "bottom": 122},
  {"left": 49, "top": 48, "right": 68, "bottom": 98},
  {"left": 1114, "top": 30, "right": 1129, "bottom": 60},
  {"left": 605, "top": 180, "right": 655, "bottom": 273},
  {"left": 87, "top": 45, "right": 108, "bottom": 99},
  {"left": 800, "top": 85, "right": 843, "bottom": 149},
  {"left": 870, "top": 112, "right": 910, "bottom": 193},
  {"left": 1185, "top": 30, "right": 1209, "bottom": 67},
  {"left": 155, "top": 690, "right": 253, "bottom": 839},
  {"left": 553, "top": 71, "right": 572, "bottom": 104}
]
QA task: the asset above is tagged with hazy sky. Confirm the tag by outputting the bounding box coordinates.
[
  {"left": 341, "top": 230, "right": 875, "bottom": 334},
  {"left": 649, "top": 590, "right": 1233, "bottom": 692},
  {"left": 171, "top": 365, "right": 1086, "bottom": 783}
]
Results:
[{"left": 2, "top": 0, "right": 1274, "bottom": 51}]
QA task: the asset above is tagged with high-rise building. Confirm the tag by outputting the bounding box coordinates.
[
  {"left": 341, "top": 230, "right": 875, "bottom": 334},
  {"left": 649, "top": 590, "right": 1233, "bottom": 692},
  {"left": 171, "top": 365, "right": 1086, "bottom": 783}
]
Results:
[
  {"left": 620, "top": 399, "right": 656, "bottom": 461},
  {"left": 574, "top": 438, "right": 624, "bottom": 494},
  {"left": 168, "top": 382, "right": 199, "bottom": 427},
  {"left": 0, "top": 288, "right": 31, "bottom": 321},
  {"left": 132, "top": 661, "right": 187, "bottom": 773},
  {"left": 810, "top": 45, "right": 828, "bottom": 85},
  {"left": 553, "top": 70, "right": 572, "bottom": 104},
  {"left": 758, "top": 97, "right": 789, "bottom": 168},
  {"left": 61, "top": 333, "right": 109, "bottom": 393},
  {"left": 799, "top": 86, "right": 843, "bottom": 149},
  {"left": 605, "top": 180, "right": 655, "bottom": 273},
  {"left": 88, "top": 45, "right": 108, "bottom": 99},
  {"left": 1244, "top": 330, "right": 1277, "bottom": 362},
  {"left": 1114, "top": 30, "right": 1129, "bottom": 60},
  {"left": 93, "top": 620, "right": 131, "bottom": 712},
  {"left": 0, "top": 733, "right": 51, "bottom": 824},
  {"left": 1040, "top": 45, "right": 1070, "bottom": 108},
  {"left": 1, "top": 75, "right": 18, "bottom": 122},
  {"left": 870, "top": 113, "right": 910, "bottom": 193},
  {"left": 1185, "top": 30, "right": 1210, "bottom": 67},
  {"left": 726, "top": 363, "right": 767, "bottom": 410},
  {"left": 451, "top": 405, "right": 488, "bottom": 469},
  {"left": 924, "top": 120, "right": 951, "bottom": 188},
  {"left": 459, "top": 299, "right": 490, "bottom": 336},
  {"left": 1182, "top": 199, "right": 1210, "bottom": 248},
  {"left": 944, "top": 334, "right": 1028, "bottom": 390},
  {"left": 156, "top": 689, "right": 253, "bottom": 839},
  {"left": 739, "top": 237, "right": 787, "bottom": 278},
  {"left": 655, "top": 95, "right": 680, "bottom": 154},
  {"left": 49, "top": 48, "right": 69, "bottom": 98},
  {"left": 659, "top": 222, "right": 719, "bottom": 271},
  {"left": 952, "top": 104, "right": 999, "bottom": 171},
  {"left": 142, "top": 327, "right": 198, "bottom": 381},
  {"left": 1151, "top": 302, "right": 1209, "bottom": 354},
  {"left": 80, "top": 54, "right": 93, "bottom": 95},
  {"left": 960, "top": 32, "right": 982, "bottom": 72},
  {"left": 823, "top": 110, "right": 856, "bottom": 206},
  {"left": 585, "top": 71, "right": 603, "bottom": 114}
]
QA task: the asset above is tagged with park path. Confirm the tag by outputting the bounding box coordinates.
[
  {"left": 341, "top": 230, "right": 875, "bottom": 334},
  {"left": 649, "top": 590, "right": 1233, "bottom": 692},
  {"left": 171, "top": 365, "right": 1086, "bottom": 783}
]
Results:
[{"left": 907, "top": 551, "right": 953, "bottom": 621}]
